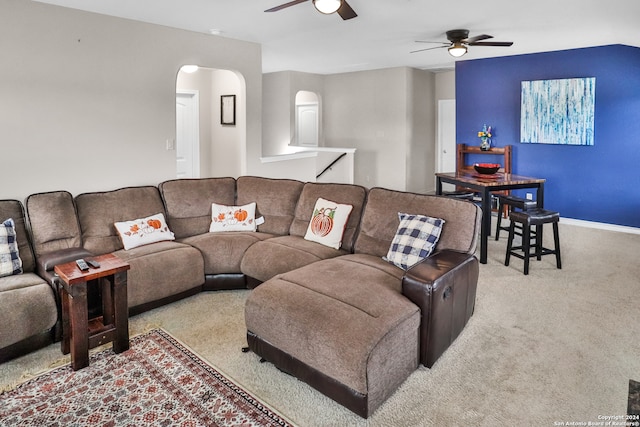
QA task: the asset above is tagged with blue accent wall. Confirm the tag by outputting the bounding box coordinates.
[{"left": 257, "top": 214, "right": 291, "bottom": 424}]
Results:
[{"left": 456, "top": 44, "right": 640, "bottom": 228}]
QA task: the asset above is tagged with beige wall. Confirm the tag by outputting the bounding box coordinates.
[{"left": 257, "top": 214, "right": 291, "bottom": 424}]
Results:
[
  {"left": 323, "top": 67, "right": 436, "bottom": 192},
  {"left": 262, "top": 67, "right": 442, "bottom": 193},
  {"left": 262, "top": 71, "right": 325, "bottom": 156},
  {"left": 1, "top": 0, "right": 261, "bottom": 201},
  {"left": 324, "top": 68, "right": 407, "bottom": 191},
  {"left": 407, "top": 68, "right": 435, "bottom": 193},
  {"left": 435, "top": 70, "right": 456, "bottom": 100},
  {"left": 2, "top": 0, "right": 456, "bottom": 200},
  {"left": 262, "top": 72, "right": 294, "bottom": 156}
]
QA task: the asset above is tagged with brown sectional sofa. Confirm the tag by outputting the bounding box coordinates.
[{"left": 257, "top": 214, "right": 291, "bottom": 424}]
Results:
[{"left": 0, "top": 176, "right": 481, "bottom": 418}]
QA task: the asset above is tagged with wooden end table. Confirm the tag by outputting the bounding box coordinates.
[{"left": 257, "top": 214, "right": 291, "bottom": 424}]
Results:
[{"left": 54, "top": 253, "right": 131, "bottom": 370}]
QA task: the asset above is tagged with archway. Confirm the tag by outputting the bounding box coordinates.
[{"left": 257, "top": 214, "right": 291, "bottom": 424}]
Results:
[{"left": 176, "top": 66, "right": 245, "bottom": 178}]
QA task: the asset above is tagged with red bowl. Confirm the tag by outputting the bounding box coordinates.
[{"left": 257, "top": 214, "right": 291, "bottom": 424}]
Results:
[{"left": 474, "top": 163, "right": 501, "bottom": 174}]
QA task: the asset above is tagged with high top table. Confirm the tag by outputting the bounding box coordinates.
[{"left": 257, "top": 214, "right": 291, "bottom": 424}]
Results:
[
  {"left": 54, "top": 253, "right": 130, "bottom": 370},
  {"left": 436, "top": 172, "right": 546, "bottom": 264}
]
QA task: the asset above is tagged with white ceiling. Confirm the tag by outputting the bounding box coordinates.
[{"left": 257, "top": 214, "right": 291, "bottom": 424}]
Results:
[{"left": 35, "top": 0, "right": 640, "bottom": 75}]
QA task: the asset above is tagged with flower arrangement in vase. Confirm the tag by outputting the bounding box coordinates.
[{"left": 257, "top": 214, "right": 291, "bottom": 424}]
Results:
[{"left": 478, "top": 124, "right": 492, "bottom": 151}]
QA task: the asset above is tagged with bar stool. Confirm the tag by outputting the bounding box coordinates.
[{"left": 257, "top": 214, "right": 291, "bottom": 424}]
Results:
[
  {"left": 505, "top": 208, "right": 562, "bottom": 275},
  {"left": 495, "top": 194, "right": 537, "bottom": 240}
]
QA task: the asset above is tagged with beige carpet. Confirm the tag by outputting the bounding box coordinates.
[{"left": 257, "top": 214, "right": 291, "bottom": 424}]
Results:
[{"left": 2, "top": 220, "right": 639, "bottom": 426}]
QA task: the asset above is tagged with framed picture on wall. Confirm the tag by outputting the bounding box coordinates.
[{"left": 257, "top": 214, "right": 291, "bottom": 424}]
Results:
[
  {"left": 221, "top": 95, "right": 236, "bottom": 125},
  {"left": 520, "top": 77, "right": 595, "bottom": 145}
]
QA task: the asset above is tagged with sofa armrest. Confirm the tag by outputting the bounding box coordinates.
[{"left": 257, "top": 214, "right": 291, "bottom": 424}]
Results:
[
  {"left": 37, "top": 247, "right": 94, "bottom": 272},
  {"left": 402, "top": 250, "right": 479, "bottom": 367},
  {"left": 36, "top": 247, "right": 94, "bottom": 285}
]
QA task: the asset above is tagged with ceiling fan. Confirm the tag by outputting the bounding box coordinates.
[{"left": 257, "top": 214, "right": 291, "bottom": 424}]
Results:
[
  {"left": 265, "top": 0, "right": 357, "bottom": 20},
  {"left": 412, "top": 29, "right": 513, "bottom": 57}
]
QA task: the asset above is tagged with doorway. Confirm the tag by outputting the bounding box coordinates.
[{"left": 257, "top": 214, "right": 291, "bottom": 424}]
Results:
[
  {"left": 176, "top": 90, "right": 200, "bottom": 178},
  {"left": 295, "top": 90, "right": 320, "bottom": 147},
  {"left": 295, "top": 103, "right": 319, "bottom": 146},
  {"left": 436, "top": 99, "right": 456, "bottom": 191}
]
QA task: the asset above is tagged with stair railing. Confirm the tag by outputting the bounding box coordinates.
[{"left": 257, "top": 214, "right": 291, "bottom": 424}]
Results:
[{"left": 316, "top": 152, "right": 347, "bottom": 179}]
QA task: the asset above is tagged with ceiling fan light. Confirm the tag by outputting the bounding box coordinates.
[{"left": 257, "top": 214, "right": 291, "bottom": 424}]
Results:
[
  {"left": 448, "top": 43, "right": 467, "bottom": 58},
  {"left": 181, "top": 65, "right": 199, "bottom": 73},
  {"left": 313, "top": 0, "right": 342, "bottom": 14}
]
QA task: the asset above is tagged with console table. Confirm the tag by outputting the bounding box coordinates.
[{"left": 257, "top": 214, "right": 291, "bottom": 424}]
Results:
[
  {"left": 457, "top": 144, "right": 512, "bottom": 175},
  {"left": 457, "top": 144, "right": 512, "bottom": 215},
  {"left": 54, "top": 253, "right": 130, "bottom": 370}
]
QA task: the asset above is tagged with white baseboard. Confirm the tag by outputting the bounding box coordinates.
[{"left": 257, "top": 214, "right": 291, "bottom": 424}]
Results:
[{"left": 560, "top": 217, "right": 640, "bottom": 235}]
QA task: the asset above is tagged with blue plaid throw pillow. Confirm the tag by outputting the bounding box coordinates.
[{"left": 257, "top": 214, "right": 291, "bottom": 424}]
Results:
[
  {"left": 383, "top": 213, "right": 445, "bottom": 270},
  {"left": 0, "top": 218, "right": 23, "bottom": 277}
]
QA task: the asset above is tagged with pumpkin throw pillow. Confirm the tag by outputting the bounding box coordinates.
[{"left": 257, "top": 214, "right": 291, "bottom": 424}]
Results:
[
  {"left": 209, "top": 202, "right": 256, "bottom": 232},
  {"left": 114, "top": 213, "right": 175, "bottom": 250},
  {"left": 384, "top": 212, "right": 445, "bottom": 270},
  {"left": 303, "top": 198, "right": 353, "bottom": 249},
  {"left": 0, "top": 218, "right": 23, "bottom": 277}
]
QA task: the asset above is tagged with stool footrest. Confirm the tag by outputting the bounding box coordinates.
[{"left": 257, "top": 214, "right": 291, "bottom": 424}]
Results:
[{"left": 508, "top": 246, "right": 557, "bottom": 260}]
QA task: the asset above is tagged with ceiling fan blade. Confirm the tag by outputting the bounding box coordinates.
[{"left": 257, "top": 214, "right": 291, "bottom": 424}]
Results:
[
  {"left": 410, "top": 45, "right": 448, "bottom": 54},
  {"left": 265, "top": 0, "right": 308, "bottom": 13},
  {"left": 465, "top": 34, "right": 493, "bottom": 43},
  {"left": 415, "top": 40, "right": 450, "bottom": 45},
  {"left": 337, "top": 1, "right": 357, "bottom": 20},
  {"left": 469, "top": 41, "right": 514, "bottom": 47}
]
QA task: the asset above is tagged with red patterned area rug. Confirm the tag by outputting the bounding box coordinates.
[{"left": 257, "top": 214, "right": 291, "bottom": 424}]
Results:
[{"left": 0, "top": 329, "right": 295, "bottom": 426}]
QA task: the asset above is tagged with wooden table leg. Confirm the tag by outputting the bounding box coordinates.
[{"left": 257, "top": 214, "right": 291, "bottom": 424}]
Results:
[
  {"left": 60, "top": 285, "right": 70, "bottom": 355},
  {"left": 69, "top": 281, "right": 89, "bottom": 371},
  {"left": 112, "top": 271, "right": 129, "bottom": 354}
]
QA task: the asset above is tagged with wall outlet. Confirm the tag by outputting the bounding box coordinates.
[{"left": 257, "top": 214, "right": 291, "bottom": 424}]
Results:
[
  {"left": 526, "top": 192, "right": 533, "bottom": 200},
  {"left": 166, "top": 138, "right": 175, "bottom": 150}
]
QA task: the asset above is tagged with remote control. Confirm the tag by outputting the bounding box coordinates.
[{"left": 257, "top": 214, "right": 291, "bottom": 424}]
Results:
[
  {"left": 75, "top": 259, "right": 90, "bottom": 271},
  {"left": 86, "top": 259, "right": 100, "bottom": 268}
]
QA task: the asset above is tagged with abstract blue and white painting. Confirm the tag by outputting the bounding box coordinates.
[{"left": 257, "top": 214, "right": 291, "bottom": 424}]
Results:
[{"left": 520, "top": 77, "right": 596, "bottom": 145}]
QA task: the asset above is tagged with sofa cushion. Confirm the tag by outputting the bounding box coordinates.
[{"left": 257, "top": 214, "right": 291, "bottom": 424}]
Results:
[
  {"left": 335, "top": 253, "right": 406, "bottom": 281},
  {"left": 76, "top": 186, "right": 166, "bottom": 255},
  {"left": 25, "top": 191, "right": 82, "bottom": 258},
  {"left": 0, "top": 200, "right": 36, "bottom": 273},
  {"left": 383, "top": 213, "right": 444, "bottom": 270},
  {"left": 303, "top": 198, "right": 353, "bottom": 250},
  {"left": 0, "top": 218, "right": 22, "bottom": 277},
  {"left": 0, "top": 274, "right": 58, "bottom": 349},
  {"left": 209, "top": 202, "right": 257, "bottom": 232},
  {"left": 236, "top": 176, "right": 304, "bottom": 236},
  {"left": 159, "top": 178, "right": 236, "bottom": 239},
  {"left": 289, "top": 182, "right": 367, "bottom": 253},
  {"left": 180, "top": 231, "right": 275, "bottom": 275},
  {"left": 114, "top": 213, "right": 175, "bottom": 250},
  {"left": 354, "top": 187, "right": 481, "bottom": 258},
  {"left": 113, "top": 241, "right": 204, "bottom": 309},
  {"left": 240, "top": 235, "right": 348, "bottom": 282}
]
